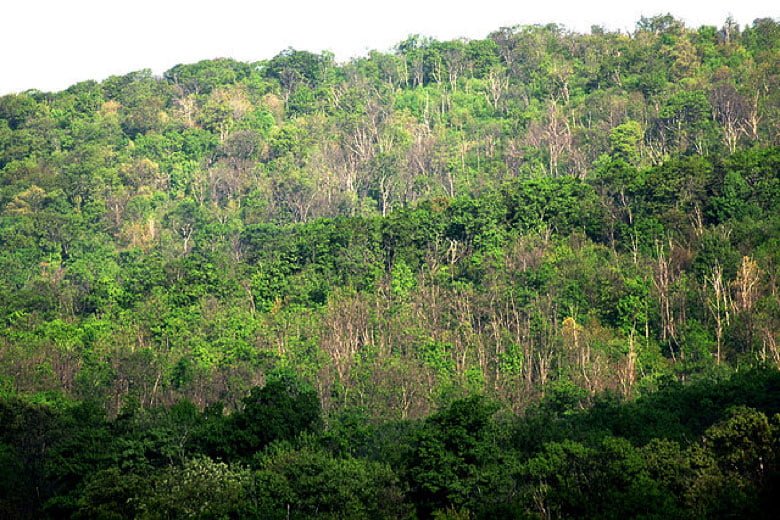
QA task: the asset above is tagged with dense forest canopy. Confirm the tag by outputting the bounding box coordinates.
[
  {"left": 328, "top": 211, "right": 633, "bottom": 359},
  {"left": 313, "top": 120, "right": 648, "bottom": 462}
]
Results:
[{"left": 1, "top": 14, "right": 780, "bottom": 518}]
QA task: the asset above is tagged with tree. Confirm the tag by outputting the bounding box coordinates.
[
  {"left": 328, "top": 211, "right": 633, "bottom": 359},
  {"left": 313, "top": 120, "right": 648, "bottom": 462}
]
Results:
[
  {"left": 266, "top": 49, "right": 332, "bottom": 103},
  {"left": 228, "top": 375, "right": 322, "bottom": 458},
  {"left": 163, "top": 58, "right": 251, "bottom": 95},
  {"left": 710, "top": 73, "right": 750, "bottom": 153},
  {"left": 137, "top": 457, "right": 251, "bottom": 519},
  {"left": 405, "top": 395, "right": 501, "bottom": 516},
  {"left": 255, "top": 446, "right": 410, "bottom": 519},
  {"left": 656, "top": 90, "right": 714, "bottom": 155},
  {"left": 608, "top": 121, "right": 643, "bottom": 164},
  {"left": 0, "top": 93, "right": 38, "bottom": 130}
]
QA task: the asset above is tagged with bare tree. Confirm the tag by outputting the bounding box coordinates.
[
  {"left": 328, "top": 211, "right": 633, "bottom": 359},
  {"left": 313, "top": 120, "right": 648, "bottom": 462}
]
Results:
[
  {"left": 710, "top": 81, "right": 750, "bottom": 153},
  {"left": 652, "top": 240, "right": 685, "bottom": 360},
  {"left": 732, "top": 256, "right": 762, "bottom": 314},
  {"left": 321, "top": 291, "right": 373, "bottom": 400},
  {"left": 525, "top": 99, "right": 573, "bottom": 176},
  {"left": 706, "top": 264, "right": 731, "bottom": 365},
  {"left": 485, "top": 67, "right": 509, "bottom": 110}
]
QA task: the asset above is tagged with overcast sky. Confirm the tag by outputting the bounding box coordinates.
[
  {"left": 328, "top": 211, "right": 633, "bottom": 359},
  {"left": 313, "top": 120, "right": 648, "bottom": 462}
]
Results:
[{"left": 1, "top": 0, "right": 777, "bottom": 95}]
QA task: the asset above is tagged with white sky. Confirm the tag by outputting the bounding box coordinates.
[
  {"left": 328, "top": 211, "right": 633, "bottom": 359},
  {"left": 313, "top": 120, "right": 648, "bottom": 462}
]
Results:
[{"left": 1, "top": 0, "right": 777, "bottom": 95}]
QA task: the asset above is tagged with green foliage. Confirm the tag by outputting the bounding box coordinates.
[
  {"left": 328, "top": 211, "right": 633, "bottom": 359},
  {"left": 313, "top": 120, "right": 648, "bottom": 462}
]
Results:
[
  {"left": 201, "top": 375, "right": 322, "bottom": 460},
  {"left": 255, "top": 445, "right": 410, "bottom": 519},
  {"left": 406, "top": 396, "right": 501, "bottom": 515},
  {"left": 609, "top": 120, "right": 643, "bottom": 163},
  {"left": 163, "top": 58, "right": 252, "bottom": 95},
  {"left": 137, "top": 456, "right": 251, "bottom": 519}
]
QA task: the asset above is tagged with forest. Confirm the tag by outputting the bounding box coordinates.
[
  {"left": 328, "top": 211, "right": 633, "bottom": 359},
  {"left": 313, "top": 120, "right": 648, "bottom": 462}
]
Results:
[{"left": 1, "top": 13, "right": 779, "bottom": 518}]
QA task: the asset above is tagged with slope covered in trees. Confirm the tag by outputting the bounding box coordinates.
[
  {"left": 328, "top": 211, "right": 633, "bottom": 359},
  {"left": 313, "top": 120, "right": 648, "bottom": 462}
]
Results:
[{"left": 1, "top": 14, "right": 780, "bottom": 518}]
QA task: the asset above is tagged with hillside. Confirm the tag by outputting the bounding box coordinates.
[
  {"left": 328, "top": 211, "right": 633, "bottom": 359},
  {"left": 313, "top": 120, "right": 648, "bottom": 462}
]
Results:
[{"left": 1, "top": 14, "right": 780, "bottom": 517}]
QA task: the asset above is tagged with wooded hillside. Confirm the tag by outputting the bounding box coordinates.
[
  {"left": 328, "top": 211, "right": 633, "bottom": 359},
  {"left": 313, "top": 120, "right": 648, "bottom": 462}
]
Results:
[{"left": 1, "top": 14, "right": 779, "bottom": 518}]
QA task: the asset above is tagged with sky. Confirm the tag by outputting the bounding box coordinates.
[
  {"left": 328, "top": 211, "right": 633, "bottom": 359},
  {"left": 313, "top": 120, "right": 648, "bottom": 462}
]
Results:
[{"left": 1, "top": 0, "right": 777, "bottom": 95}]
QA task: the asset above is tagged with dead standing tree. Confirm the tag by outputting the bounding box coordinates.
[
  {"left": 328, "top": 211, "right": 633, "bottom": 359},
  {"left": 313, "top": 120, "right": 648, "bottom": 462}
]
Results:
[{"left": 706, "top": 264, "right": 731, "bottom": 365}]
